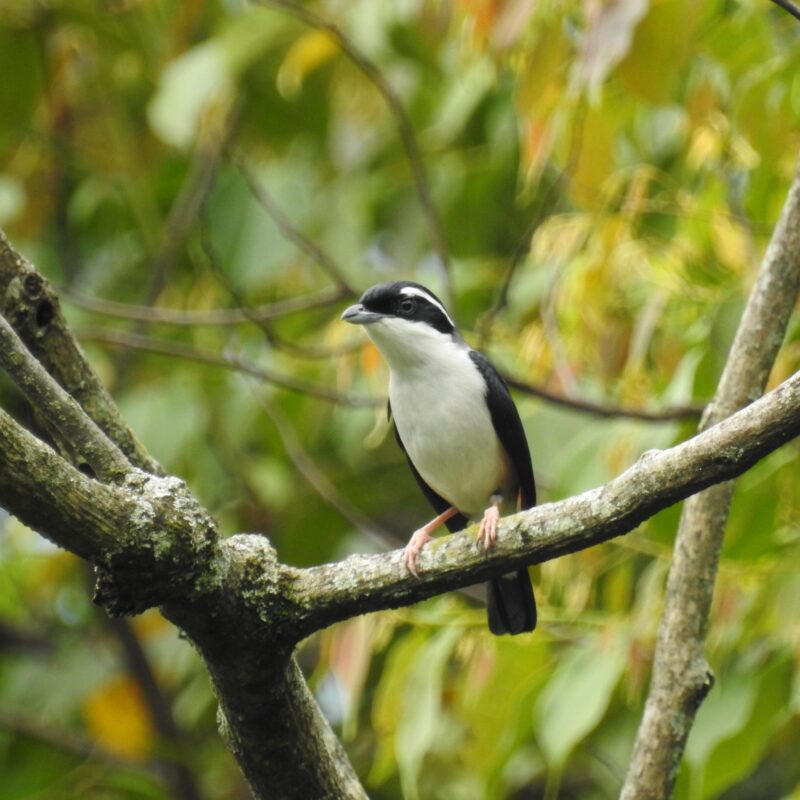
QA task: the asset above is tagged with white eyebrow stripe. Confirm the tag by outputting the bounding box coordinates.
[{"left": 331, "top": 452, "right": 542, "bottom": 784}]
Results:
[{"left": 399, "top": 286, "right": 455, "bottom": 328}]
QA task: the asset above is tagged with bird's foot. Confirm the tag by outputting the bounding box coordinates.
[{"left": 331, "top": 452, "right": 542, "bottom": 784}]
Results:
[
  {"left": 403, "top": 528, "right": 433, "bottom": 578},
  {"left": 477, "top": 504, "right": 501, "bottom": 550}
]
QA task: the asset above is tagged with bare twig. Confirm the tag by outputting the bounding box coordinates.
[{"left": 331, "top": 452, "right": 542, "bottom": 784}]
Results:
[
  {"left": 255, "top": 389, "right": 398, "bottom": 548},
  {"left": 0, "top": 709, "right": 140, "bottom": 769},
  {"left": 145, "top": 112, "right": 237, "bottom": 303},
  {"left": 61, "top": 285, "right": 349, "bottom": 326},
  {"left": 258, "top": 0, "right": 452, "bottom": 305},
  {"left": 196, "top": 213, "right": 361, "bottom": 359},
  {"left": 503, "top": 374, "right": 704, "bottom": 422},
  {"left": 769, "top": 0, "right": 800, "bottom": 22},
  {"left": 621, "top": 158, "right": 800, "bottom": 800},
  {"left": 77, "top": 326, "right": 379, "bottom": 407},
  {"left": 234, "top": 155, "right": 357, "bottom": 295},
  {"left": 482, "top": 102, "right": 588, "bottom": 332}
]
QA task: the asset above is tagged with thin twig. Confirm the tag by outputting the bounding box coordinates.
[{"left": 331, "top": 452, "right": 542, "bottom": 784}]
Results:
[
  {"left": 234, "top": 155, "right": 357, "bottom": 295},
  {"left": 482, "top": 102, "right": 588, "bottom": 332},
  {"left": 0, "top": 709, "right": 139, "bottom": 768},
  {"left": 258, "top": 0, "right": 452, "bottom": 305},
  {"left": 145, "top": 111, "right": 237, "bottom": 303},
  {"left": 77, "top": 326, "right": 379, "bottom": 407},
  {"left": 503, "top": 374, "right": 704, "bottom": 422},
  {"left": 61, "top": 285, "right": 349, "bottom": 326},
  {"left": 254, "top": 389, "right": 398, "bottom": 549},
  {"left": 769, "top": 0, "right": 800, "bottom": 22},
  {"left": 196, "top": 213, "right": 360, "bottom": 359}
]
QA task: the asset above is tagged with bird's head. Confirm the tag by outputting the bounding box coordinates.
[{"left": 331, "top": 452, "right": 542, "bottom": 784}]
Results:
[{"left": 341, "top": 281, "right": 458, "bottom": 368}]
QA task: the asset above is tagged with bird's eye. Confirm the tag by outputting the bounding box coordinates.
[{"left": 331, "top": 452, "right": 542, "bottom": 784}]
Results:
[{"left": 399, "top": 299, "right": 415, "bottom": 315}]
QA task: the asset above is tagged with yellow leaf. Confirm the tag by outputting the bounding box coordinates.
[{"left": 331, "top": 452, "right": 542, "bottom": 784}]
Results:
[
  {"left": 711, "top": 213, "right": 750, "bottom": 274},
  {"left": 567, "top": 107, "right": 617, "bottom": 209},
  {"left": 277, "top": 30, "right": 338, "bottom": 98},
  {"left": 618, "top": 0, "right": 700, "bottom": 104},
  {"left": 82, "top": 677, "right": 153, "bottom": 760},
  {"left": 132, "top": 608, "right": 171, "bottom": 639}
]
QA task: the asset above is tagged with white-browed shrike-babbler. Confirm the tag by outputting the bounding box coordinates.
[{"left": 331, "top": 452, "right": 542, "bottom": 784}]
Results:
[{"left": 342, "top": 281, "right": 537, "bottom": 635}]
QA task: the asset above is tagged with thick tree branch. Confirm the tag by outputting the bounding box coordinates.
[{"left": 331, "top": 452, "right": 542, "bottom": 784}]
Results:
[
  {"left": 621, "top": 158, "right": 800, "bottom": 799},
  {"left": 161, "top": 367, "right": 800, "bottom": 799},
  {"left": 277, "top": 370, "right": 800, "bottom": 636},
  {"left": 0, "top": 407, "right": 218, "bottom": 612},
  {"left": 0, "top": 313, "right": 131, "bottom": 481},
  {"left": 0, "top": 229, "right": 160, "bottom": 473},
  {"left": 3, "top": 318, "right": 799, "bottom": 798}
]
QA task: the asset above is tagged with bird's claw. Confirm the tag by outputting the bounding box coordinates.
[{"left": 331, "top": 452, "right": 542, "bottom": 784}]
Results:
[
  {"left": 403, "top": 528, "right": 432, "bottom": 578},
  {"left": 477, "top": 505, "right": 500, "bottom": 550}
]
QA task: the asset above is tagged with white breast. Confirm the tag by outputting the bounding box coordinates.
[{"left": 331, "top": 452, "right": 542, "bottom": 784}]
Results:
[{"left": 366, "top": 318, "right": 510, "bottom": 518}]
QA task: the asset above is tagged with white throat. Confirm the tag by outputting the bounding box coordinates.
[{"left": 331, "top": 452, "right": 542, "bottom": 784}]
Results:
[{"left": 363, "top": 317, "right": 459, "bottom": 372}]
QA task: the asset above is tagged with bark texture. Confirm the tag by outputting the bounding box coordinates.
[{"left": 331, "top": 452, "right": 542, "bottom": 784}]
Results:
[{"left": 620, "top": 159, "right": 800, "bottom": 800}]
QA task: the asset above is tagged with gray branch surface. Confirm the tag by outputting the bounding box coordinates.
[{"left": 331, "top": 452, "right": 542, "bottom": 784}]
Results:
[
  {"left": 621, "top": 159, "right": 800, "bottom": 799},
  {"left": 1, "top": 227, "right": 799, "bottom": 799},
  {"left": 0, "top": 313, "right": 131, "bottom": 481},
  {"left": 0, "top": 229, "right": 160, "bottom": 473}
]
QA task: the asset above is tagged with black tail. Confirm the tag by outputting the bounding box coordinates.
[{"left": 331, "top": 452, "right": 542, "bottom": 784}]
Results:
[{"left": 486, "top": 569, "right": 537, "bottom": 635}]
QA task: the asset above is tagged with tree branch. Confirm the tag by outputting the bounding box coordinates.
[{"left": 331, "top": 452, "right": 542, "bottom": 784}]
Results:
[
  {"left": 61, "top": 285, "right": 349, "bottom": 326},
  {"left": 769, "top": 0, "right": 800, "bottom": 22},
  {"left": 277, "top": 370, "right": 800, "bottom": 637},
  {"left": 76, "top": 327, "right": 378, "bottom": 407},
  {"left": 0, "top": 406, "right": 218, "bottom": 613},
  {"left": 234, "top": 155, "right": 357, "bottom": 295},
  {"left": 0, "top": 229, "right": 160, "bottom": 473},
  {"left": 504, "top": 374, "right": 704, "bottom": 422},
  {"left": 260, "top": 0, "right": 453, "bottom": 305},
  {"left": 3, "top": 294, "right": 799, "bottom": 799},
  {"left": 0, "top": 312, "right": 131, "bottom": 481},
  {"left": 621, "top": 157, "right": 800, "bottom": 799}
]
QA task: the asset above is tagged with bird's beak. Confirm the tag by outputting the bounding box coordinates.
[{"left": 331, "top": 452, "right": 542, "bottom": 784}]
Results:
[{"left": 341, "top": 304, "right": 383, "bottom": 325}]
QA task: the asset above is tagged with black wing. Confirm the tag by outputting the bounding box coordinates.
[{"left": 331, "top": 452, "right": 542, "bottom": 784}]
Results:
[
  {"left": 388, "top": 400, "right": 469, "bottom": 533},
  {"left": 468, "top": 350, "right": 536, "bottom": 509}
]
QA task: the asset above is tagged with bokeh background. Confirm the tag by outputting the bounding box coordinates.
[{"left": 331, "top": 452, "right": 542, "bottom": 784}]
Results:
[{"left": 1, "top": 1, "right": 799, "bottom": 798}]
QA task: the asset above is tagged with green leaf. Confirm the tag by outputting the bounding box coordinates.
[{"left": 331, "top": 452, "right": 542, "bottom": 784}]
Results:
[
  {"left": 148, "top": 8, "right": 288, "bottom": 148},
  {"left": 695, "top": 655, "right": 793, "bottom": 799},
  {"left": 685, "top": 671, "right": 756, "bottom": 768},
  {"left": 535, "top": 636, "right": 625, "bottom": 769},
  {"left": 148, "top": 41, "right": 231, "bottom": 149},
  {"left": 396, "top": 626, "right": 462, "bottom": 800}
]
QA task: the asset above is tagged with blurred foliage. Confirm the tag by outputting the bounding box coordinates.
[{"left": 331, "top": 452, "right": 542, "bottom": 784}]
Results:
[{"left": 0, "top": 0, "right": 799, "bottom": 798}]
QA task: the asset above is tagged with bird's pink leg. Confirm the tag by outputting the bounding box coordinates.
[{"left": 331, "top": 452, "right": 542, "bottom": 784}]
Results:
[
  {"left": 477, "top": 494, "right": 503, "bottom": 550},
  {"left": 403, "top": 506, "right": 459, "bottom": 577}
]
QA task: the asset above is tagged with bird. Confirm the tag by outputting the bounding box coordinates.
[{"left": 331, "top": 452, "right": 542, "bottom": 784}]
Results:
[{"left": 342, "top": 280, "right": 537, "bottom": 635}]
